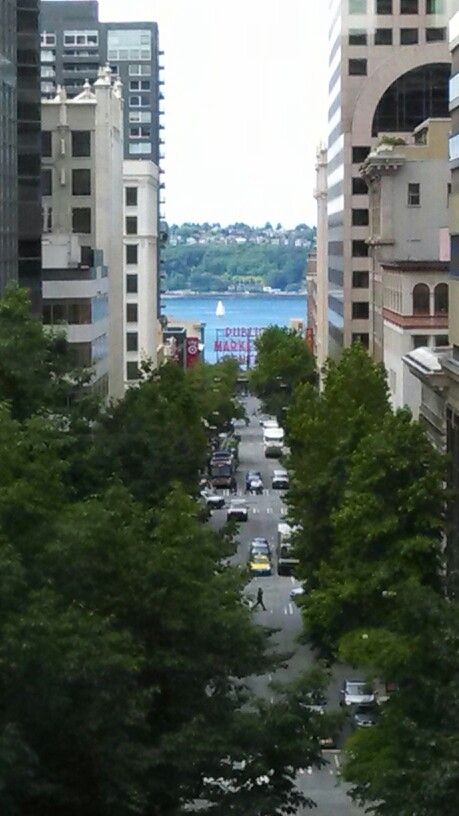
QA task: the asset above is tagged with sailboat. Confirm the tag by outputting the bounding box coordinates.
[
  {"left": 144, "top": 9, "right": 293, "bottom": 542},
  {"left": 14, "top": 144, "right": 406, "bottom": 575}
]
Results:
[{"left": 216, "top": 300, "right": 225, "bottom": 317}]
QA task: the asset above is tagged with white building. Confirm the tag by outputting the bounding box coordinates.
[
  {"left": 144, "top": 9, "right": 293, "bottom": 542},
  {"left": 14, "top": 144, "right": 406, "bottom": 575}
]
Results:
[
  {"left": 41, "top": 69, "right": 124, "bottom": 400},
  {"left": 123, "top": 160, "right": 160, "bottom": 382}
]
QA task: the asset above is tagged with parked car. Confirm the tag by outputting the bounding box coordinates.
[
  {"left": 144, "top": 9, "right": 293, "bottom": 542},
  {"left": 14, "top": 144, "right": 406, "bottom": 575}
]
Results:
[
  {"left": 272, "top": 469, "right": 289, "bottom": 490},
  {"left": 227, "top": 499, "right": 249, "bottom": 522},
  {"left": 200, "top": 489, "right": 225, "bottom": 510},
  {"left": 249, "top": 538, "right": 272, "bottom": 560},
  {"left": 249, "top": 554, "right": 273, "bottom": 576},
  {"left": 340, "top": 680, "right": 375, "bottom": 707},
  {"left": 352, "top": 704, "right": 378, "bottom": 729},
  {"left": 261, "top": 418, "right": 279, "bottom": 430}
]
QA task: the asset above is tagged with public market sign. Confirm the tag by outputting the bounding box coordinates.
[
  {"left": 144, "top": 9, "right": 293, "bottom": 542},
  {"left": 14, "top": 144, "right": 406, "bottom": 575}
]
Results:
[{"left": 214, "top": 327, "right": 264, "bottom": 367}]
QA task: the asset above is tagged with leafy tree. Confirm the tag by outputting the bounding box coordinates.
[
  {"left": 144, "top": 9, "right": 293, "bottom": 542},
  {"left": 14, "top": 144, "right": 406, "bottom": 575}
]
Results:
[
  {"left": 287, "top": 345, "right": 390, "bottom": 590},
  {"left": 0, "top": 285, "right": 91, "bottom": 422},
  {"left": 339, "top": 584, "right": 459, "bottom": 816},
  {"left": 301, "top": 410, "right": 445, "bottom": 655},
  {"left": 250, "top": 326, "right": 316, "bottom": 422},
  {"left": 90, "top": 363, "right": 208, "bottom": 506}
]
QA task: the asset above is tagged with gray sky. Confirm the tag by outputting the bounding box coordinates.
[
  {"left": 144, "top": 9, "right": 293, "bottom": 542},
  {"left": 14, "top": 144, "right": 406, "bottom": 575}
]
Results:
[{"left": 100, "top": 0, "right": 328, "bottom": 228}]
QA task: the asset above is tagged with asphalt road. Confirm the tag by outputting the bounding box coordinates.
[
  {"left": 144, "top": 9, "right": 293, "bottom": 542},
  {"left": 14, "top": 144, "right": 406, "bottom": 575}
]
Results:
[{"left": 209, "top": 396, "right": 364, "bottom": 816}]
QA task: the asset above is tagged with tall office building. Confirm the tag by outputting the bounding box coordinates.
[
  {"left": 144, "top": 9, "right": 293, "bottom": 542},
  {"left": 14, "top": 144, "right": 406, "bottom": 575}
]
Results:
[
  {"left": 326, "top": 0, "right": 452, "bottom": 359},
  {"left": 0, "top": 0, "right": 41, "bottom": 309},
  {"left": 40, "top": 0, "right": 165, "bottom": 385},
  {"left": 0, "top": 0, "right": 17, "bottom": 291},
  {"left": 17, "top": 0, "right": 42, "bottom": 313}
]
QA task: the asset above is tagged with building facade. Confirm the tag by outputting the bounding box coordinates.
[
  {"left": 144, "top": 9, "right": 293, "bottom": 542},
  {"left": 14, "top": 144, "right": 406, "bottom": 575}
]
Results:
[
  {"left": 17, "top": 0, "right": 42, "bottom": 313},
  {"left": 313, "top": 145, "right": 329, "bottom": 372},
  {"left": 0, "top": 0, "right": 17, "bottom": 290},
  {"left": 41, "top": 72, "right": 124, "bottom": 399},
  {"left": 326, "top": 0, "right": 452, "bottom": 359},
  {"left": 123, "top": 160, "right": 160, "bottom": 382}
]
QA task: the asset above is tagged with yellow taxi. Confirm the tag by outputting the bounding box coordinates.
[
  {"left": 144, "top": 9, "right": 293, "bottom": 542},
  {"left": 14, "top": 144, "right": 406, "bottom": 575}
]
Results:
[{"left": 249, "top": 554, "right": 273, "bottom": 577}]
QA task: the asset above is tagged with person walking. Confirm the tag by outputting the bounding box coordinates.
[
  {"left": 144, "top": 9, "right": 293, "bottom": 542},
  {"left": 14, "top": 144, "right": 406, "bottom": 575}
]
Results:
[{"left": 252, "top": 587, "right": 266, "bottom": 611}]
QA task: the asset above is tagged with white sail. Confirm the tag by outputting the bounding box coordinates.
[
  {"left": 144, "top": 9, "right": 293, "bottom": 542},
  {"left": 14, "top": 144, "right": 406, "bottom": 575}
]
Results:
[{"left": 216, "top": 300, "right": 225, "bottom": 317}]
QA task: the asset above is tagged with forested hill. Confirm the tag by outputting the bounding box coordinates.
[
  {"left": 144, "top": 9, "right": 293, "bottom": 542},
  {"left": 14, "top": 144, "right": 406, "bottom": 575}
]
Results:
[{"left": 164, "top": 222, "right": 316, "bottom": 293}]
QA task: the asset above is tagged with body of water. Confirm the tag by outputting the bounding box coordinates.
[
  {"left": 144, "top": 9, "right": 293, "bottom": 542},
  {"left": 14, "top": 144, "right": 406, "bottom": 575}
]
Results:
[{"left": 164, "top": 293, "right": 307, "bottom": 365}]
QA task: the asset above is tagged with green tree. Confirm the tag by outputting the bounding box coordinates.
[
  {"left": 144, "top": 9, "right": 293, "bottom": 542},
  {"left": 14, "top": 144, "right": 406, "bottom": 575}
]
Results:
[
  {"left": 287, "top": 345, "right": 390, "bottom": 591},
  {"left": 301, "top": 410, "right": 445, "bottom": 655},
  {"left": 250, "top": 326, "right": 316, "bottom": 422},
  {"left": 339, "top": 585, "right": 459, "bottom": 816}
]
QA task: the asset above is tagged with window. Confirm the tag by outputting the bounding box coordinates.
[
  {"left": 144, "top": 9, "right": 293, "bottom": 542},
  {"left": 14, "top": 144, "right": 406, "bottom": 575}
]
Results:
[
  {"left": 408, "top": 182, "right": 421, "bottom": 206},
  {"left": 126, "top": 245, "right": 138, "bottom": 265},
  {"left": 41, "top": 169, "right": 52, "bottom": 196},
  {"left": 434, "top": 283, "right": 448, "bottom": 314},
  {"left": 107, "top": 29, "right": 152, "bottom": 62},
  {"left": 129, "top": 64, "right": 151, "bottom": 76},
  {"left": 64, "top": 30, "right": 98, "bottom": 47},
  {"left": 72, "top": 169, "right": 91, "bottom": 196},
  {"left": 126, "top": 361, "right": 140, "bottom": 381},
  {"left": 41, "top": 66, "right": 55, "bottom": 78},
  {"left": 129, "top": 143, "right": 151, "bottom": 155},
  {"left": 352, "top": 240, "right": 368, "bottom": 257},
  {"left": 126, "top": 332, "right": 138, "bottom": 352},
  {"left": 435, "top": 335, "right": 449, "bottom": 347},
  {"left": 352, "top": 209, "right": 369, "bottom": 226},
  {"left": 352, "top": 177, "right": 368, "bottom": 195},
  {"left": 353, "top": 270, "right": 369, "bottom": 288},
  {"left": 372, "top": 63, "right": 450, "bottom": 136},
  {"left": 72, "top": 207, "right": 91, "bottom": 234},
  {"left": 126, "top": 187, "right": 138, "bottom": 206},
  {"left": 353, "top": 146, "right": 370, "bottom": 163},
  {"left": 352, "top": 332, "right": 369, "bottom": 349},
  {"left": 126, "top": 274, "right": 138, "bottom": 293},
  {"left": 349, "top": 59, "right": 367, "bottom": 76},
  {"left": 349, "top": 29, "right": 367, "bottom": 45},
  {"left": 448, "top": 182, "right": 452, "bottom": 207},
  {"left": 413, "top": 283, "right": 430, "bottom": 315},
  {"left": 71, "top": 131, "right": 91, "bottom": 157},
  {"left": 375, "top": 28, "right": 393, "bottom": 45},
  {"left": 42, "top": 130, "right": 52, "bottom": 157},
  {"left": 41, "top": 32, "right": 56, "bottom": 46},
  {"left": 126, "top": 216, "right": 138, "bottom": 235},
  {"left": 376, "top": 0, "right": 392, "bottom": 12},
  {"left": 400, "top": 28, "right": 418, "bottom": 44},
  {"left": 129, "top": 126, "right": 151, "bottom": 139},
  {"left": 349, "top": 0, "right": 366, "bottom": 11},
  {"left": 400, "top": 0, "right": 418, "bottom": 11},
  {"left": 352, "top": 301, "right": 369, "bottom": 319},
  {"left": 129, "top": 79, "right": 150, "bottom": 91},
  {"left": 129, "top": 94, "right": 150, "bottom": 108},
  {"left": 426, "top": 27, "right": 446, "bottom": 42},
  {"left": 126, "top": 303, "right": 138, "bottom": 322},
  {"left": 426, "top": 0, "right": 444, "bottom": 11},
  {"left": 412, "top": 335, "right": 429, "bottom": 349},
  {"left": 129, "top": 110, "right": 152, "bottom": 123}
]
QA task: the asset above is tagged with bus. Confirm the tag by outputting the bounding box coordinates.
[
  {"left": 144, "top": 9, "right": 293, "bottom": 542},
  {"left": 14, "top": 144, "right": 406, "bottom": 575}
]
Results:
[{"left": 277, "top": 522, "right": 300, "bottom": 576}]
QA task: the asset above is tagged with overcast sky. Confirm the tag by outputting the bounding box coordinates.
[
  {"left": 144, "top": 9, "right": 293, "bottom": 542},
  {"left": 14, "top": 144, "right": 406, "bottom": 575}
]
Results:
[{"left": 99, "top": 0, "right": 328, "bottom": 228}]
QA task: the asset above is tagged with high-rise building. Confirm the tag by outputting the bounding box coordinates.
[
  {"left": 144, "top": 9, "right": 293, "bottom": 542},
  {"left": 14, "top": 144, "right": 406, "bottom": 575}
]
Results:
[
  {"left": 17, "top": 0, "right": 42, "bottom": 313},
  {"left": 0, "top": 0, "right": 17, "bottom": 290},
  {"left": 0, "top": 0, "right": 41, "bottom": 309},
  {"left": 325, "top": 0, "right": 452, "bottom": 359},
  {"left": 41, "top": 73, "right": 124, "bottom": 400},
  {"left": 40, "top": 0, "right": 165, "bottom": 387}
]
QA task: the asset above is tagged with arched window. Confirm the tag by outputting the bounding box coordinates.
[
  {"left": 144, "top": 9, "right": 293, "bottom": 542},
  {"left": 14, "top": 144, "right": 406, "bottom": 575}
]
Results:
[
  {"left": 434, "top": 283, "right": 448, "bottom": 315},
  {"left": 372, "top": 64, "right": 450, "bottom": 137},
  {"left": 413, "top": 283, "right": 430, "bottom": 315}
]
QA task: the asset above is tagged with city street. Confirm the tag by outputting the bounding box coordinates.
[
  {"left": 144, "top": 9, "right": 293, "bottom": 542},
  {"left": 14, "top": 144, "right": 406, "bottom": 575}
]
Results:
[{"left": 210, "top": 396, "right": 363, "bottom": 815}]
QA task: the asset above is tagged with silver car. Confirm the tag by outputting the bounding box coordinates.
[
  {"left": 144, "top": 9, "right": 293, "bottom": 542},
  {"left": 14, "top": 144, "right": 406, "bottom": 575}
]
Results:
[
  {"left": 340, "top": 680, "right": 375, "bottom": 707},
  {"left": 227, "top": 499, "right": 249, "bottom": 522}
]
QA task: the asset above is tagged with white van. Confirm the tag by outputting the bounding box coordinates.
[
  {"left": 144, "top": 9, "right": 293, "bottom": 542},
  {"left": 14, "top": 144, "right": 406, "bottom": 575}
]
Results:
[{"left": 263, "top": 426, "right": 284, "bottom": 458}]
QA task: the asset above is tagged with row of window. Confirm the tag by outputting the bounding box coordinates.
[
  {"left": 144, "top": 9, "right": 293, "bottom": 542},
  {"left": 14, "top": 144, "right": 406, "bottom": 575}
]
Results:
[
  {"left": 42, "top": 168, "right": 91, "bottom": 197},
  {"left": 412, "top": 282, "right": 448, "bottom": 314},
  {"left": 349, "top": 0, "right": 444, "bottom": 13},
  {"left": 42, "top": 130, "right": 91, "bottom": 158},
  {"left": 41, "top": 31, "right": 99, "bottom": 48},
  {"left": 43, "top": 296, "right": 108, "bottom": 325},
  {"left": 349, "top": 26, "right": 445, "bottom": 49}
]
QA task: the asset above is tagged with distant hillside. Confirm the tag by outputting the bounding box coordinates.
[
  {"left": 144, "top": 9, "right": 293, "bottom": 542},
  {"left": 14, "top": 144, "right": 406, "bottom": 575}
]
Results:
[{"left": 164, "top": 222, "right": 316, "bottom": 293}]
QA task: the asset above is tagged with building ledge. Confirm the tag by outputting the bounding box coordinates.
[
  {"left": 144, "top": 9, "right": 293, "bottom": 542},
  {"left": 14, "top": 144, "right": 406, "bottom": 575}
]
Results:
[
  {"left": 384, "top": 308, "right": 448, "bottom": 329},
  {"left": 403, "top": 346, "right": 450, "bottom": 388}
]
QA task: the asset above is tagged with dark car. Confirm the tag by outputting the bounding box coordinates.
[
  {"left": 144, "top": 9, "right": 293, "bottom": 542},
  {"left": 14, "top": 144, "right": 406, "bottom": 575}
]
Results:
[
  {"left": 249, "top": 538, "right": 272, "bottom": 560},
  {"left": 352, "top": 705, "right": 378, "bottom": 729}
]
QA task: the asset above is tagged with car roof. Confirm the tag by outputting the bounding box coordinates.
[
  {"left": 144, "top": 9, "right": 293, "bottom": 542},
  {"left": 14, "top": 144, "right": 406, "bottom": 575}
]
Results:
[
  {"left": 230, "top": 498, "right": 247, "bottom": 505},
  {"left": 273, "top": 469, "right": 288, "bottom": 476}
]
